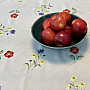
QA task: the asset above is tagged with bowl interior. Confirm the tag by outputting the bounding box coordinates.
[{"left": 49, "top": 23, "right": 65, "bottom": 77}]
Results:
[{"left": 31, "top": 12, "right": 87, "bottom": 49}]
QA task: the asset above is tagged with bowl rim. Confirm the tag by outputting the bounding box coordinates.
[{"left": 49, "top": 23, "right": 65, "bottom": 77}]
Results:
[{"left": 31, "top": 12, "right": 87, "bottom": 49}]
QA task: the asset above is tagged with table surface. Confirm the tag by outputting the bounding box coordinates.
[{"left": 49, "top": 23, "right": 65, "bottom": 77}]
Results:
[{"left": 0, "top": 0, "right": 90, "bottom": 90}]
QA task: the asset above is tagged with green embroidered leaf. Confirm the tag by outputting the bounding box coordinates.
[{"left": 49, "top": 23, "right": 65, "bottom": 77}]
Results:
[
  {"left": 24, "top": 63, "right": 29, "bottom": 70},
  {"left": 41, "top": 5, "right": 46, "bottom": 8},
  {"left": 69, "top": 55, "right": 75, "bottom": 60},
  {"left": 0, "top": 50, "right": 3, "bottom": 54},
  {"left": 42, "top": 9, "right": 43, "bottom": 11},
  {"left": 0, "top": 29, "right": 3, "bottom": 30},
  {"left": 0, "top": 24, "right": 2, "bottom": 27},
  {"left": 72, "top": 7, "right": 77, "bottom": 14},
  {"left": 70, "top": 83, "right": 74, "bottom": 86},
  {"left": 37, "top": 64, "right": 41, "bottom": 67},
  {"left": 16, "top": 10, "right": 20, "bottom": 13},
  {"left": 77, "top": 56, "right": 84, "bottom": 60},
  {"left": 4, "top": 31, "right": 8, "bottom": 32},
  {"left": 1, "top": 50, "right": 3, "bottom": 53},
  {"left": 9, "top": 10, "right": 15, "bottom": 13},
  {"left": 0, "top": 56, "right": 1, "bottom": 60},
  {"left": 35, "top": 64, "right": 41, "bottom": 67},
  {"left": 44, "top": 5, "right": 46, "bottom": 8},
  {"left": 49, "top": 4, "right": 53, "bottom": 7},
  {"left": 38, "top": 56, "right": 40, "bottom": 59},
  {"left": 33, "top": 60, "right": 36, "bottom": 67}
]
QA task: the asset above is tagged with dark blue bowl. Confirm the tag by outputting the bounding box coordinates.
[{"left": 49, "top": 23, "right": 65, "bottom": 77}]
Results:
[{"left": 31, "top": 12, "right": 87, "bottom": 49}]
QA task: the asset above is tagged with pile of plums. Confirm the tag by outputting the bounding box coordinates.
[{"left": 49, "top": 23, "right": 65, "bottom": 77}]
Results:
[{"left": 41, "top": 12, "right": 87, "bottom": 47}]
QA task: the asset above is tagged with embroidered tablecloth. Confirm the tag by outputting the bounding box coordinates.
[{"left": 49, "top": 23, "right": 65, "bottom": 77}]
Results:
[{"left": 0, "top": 0, "right": 90, "bottom": 90}]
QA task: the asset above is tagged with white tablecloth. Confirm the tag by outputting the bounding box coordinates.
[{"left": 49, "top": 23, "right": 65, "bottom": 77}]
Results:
[{"left": 0, "top": 0, "right": 90, "bottom": 90}]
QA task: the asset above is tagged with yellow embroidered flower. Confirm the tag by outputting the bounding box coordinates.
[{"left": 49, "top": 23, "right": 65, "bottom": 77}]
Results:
[
  {"left": 6, "top": 27, "right": 12, "bottom": 30},
  {"left": 44, "top": 10, "right": 49, "bottom": 12},
  {"left": 18, "top": 0, "right": 23, "bottom": 3},
  {"left": 39, "top": 59, "right": 45, "bottom": 64},
  {"left": 38, "top": 7, "right": 43, "bottom": 9},
  {"left": 31, "top": 53, "right": 37, "bottom": 58},
  {"left": 66, "top": 84, "right": 71, "bottom": 90},
  {"left": 78, "top": 81, "right": 86, "bottom": 88},
  {"left": 75, "top": 83, "right": 78, "bottom": 87},
  {"left": 70, "top": 75, "right": 78, "bottom": 82},
  {"left": 0, "top": 31, "right": 3, "bottom": 35}
]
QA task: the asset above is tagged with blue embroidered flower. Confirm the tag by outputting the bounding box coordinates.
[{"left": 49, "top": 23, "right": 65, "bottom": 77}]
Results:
[
  {"left": 43, "top": 54, "right": 46, "bottom": 56},
  {"left": 38, "top": 49, "right": 44, "bottom": 54},
  {"left": 3, "top": 26, "right": 5, "bottom": 28},
  {"left": 7, "top": 33, "right": 9, "bottom": 35},
  {"left": 38, "top": 4, "right": 53, "bottom": 16},
  {"left": 29, "top": 60, "right": 32, "bottom": 62},
  {"left": 10, "top": 30, "right": 16, "bottom": 34},
  {"left": 0, "top": 24, "right": 16, "bottom": 35},
  {"left": 39, "top": 12, "right": 44, "bottom": 15}
]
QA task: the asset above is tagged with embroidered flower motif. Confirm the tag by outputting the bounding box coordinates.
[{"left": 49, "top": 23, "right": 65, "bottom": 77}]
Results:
[
  {"left": 66, "top": 84, "right": 71, "bottom": 90},
  {"left": 31, "top": 53, "right": 37, "bottom": 58},
  {"left": 14, "top": 0, "right": 23, "bottom": 3},
  {"left": 39, "top": 12, "right": 44, "bottom": 15},
  {"left": 0, "top": 50, "right": 14, "bottom": 60},
  {"left": 10, "top": 30, "right": 16, "bottom": 34},
  {"left": 39, "top": 59, "right": 45, "bottom": 64},
  {"left": 38, "top": 49, "right": 44, "bottom": 54},
  {"left": 72, "top": 8, "right": 77, "bottom": 14},
  {"left": 38, "top": 7, "right": 43, "bottom": 9},
  {"left": 25, "top": 49, "right": 46, "bottom": 73},
  {"left": 38, "top": 4, "right": 53, "bottom": 15},
  {"left": 3, "top": 26, "right": 5, "bottom": 28},
  {"left": 63, "top": 9, "right": 70, "bottom": 13},
  {"left": 4, "top": 51, "right": 14, "bottom": 58},
  {"left": 11, "top": 13, "right": 18, "bottom": 18},
  {"left": 44, "top": 10, "right": 49, "bottom": 12},
  {"left": 7, "top": 33, "right": 9, "bottom": 35},
  {"left": 6, "top": 27, "right": 12, "bottom": 30},
  {"left": 0, "top": 24, "right": 16, "bottom": 35},
  {"left": 78, "top": 81, "right": 86, "bottom": 88},
  {"left": 69, "top": 47, "right": 84, "bottom": 64},
  {"left": 75, "top": 84, "right": 78, "bottom": 87},
  {"left": 70, "top": 75, "right": 78, "bottom": 82},
  {"left": 70, "top": 47, "right": 79, "bottom": 54},
  {"left": 67, "top": 76, "right": 87, "bottom": 90},
  {"left": 0, "top": 50, "right": 3, "bottom": 60},
  {"left": 29, "top": 60, "right": 32, "bottom": 62},
  {"left": 9, "top": 10, "right": 20, "bottom": 18},
  {"left": 0, "top": 31, "right": 3, "bottom": 35},
  {"left": 18, "top": 0, "right": 23, "bottom": 3}
]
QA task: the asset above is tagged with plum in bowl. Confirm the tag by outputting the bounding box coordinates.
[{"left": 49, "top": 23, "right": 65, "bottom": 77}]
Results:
[{"left": 31, "top": 12, "right": 87, "bottom": 49}]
